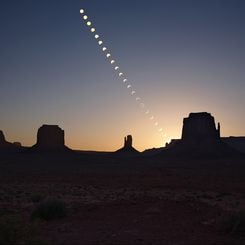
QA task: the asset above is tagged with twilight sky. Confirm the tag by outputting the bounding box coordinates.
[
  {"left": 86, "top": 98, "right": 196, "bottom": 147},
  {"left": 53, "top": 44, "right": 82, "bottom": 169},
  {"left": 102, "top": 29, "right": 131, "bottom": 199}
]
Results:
[{"left": 0, "top": 0, "right": 244, "bottom": 151}]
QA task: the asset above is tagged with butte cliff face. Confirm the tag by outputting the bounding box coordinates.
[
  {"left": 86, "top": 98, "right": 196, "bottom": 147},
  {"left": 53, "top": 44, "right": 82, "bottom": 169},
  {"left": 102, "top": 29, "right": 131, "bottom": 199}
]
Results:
[
  {"left": 115, "top": 135, "right": 139, "bottom": 155},
  {"left": 37, "top": 125, "right": 65, "bottom": 148},
  {"left": 30, "top": 125, "right": 70, "bottom": 152},
  {"left": 181, "top": 112, "right": 220, "bottom": 142},
  {"left": 161, "top": 112, "right": 240, "bottom": 158}
]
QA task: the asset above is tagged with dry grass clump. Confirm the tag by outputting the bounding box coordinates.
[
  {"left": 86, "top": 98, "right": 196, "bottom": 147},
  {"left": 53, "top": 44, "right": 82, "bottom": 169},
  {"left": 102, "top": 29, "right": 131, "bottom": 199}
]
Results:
[{"left": 31, "top": 198, "right": 67, "bottom": 221}]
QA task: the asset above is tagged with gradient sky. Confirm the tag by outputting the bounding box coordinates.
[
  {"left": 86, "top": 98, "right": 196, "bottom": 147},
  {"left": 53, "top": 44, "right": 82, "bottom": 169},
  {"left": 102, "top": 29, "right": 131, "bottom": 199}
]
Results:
[{"left": 0, "top": 0, "right": 244, "bottom": 151}]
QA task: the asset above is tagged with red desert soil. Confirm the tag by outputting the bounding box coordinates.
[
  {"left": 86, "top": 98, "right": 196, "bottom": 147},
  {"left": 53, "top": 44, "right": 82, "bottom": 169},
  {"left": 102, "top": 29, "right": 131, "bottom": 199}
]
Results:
[{"left": 0, "top": 154, "right": 245, "bottom": 244}]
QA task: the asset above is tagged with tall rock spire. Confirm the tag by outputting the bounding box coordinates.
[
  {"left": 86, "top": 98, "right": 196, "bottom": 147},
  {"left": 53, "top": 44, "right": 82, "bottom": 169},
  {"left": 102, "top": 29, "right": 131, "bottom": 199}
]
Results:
[
  {"left": 124, "top": 135, "right": 133, "bottom": 148},
  {"left": 115, "top": 135, "right": 139, "bottom": 155}
]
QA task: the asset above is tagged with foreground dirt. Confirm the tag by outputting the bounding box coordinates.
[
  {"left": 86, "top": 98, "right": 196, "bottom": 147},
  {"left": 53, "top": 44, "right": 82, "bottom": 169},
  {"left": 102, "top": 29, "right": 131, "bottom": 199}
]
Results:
[{"left": 0, "top": 154, "right": 244, "bottom": 244}]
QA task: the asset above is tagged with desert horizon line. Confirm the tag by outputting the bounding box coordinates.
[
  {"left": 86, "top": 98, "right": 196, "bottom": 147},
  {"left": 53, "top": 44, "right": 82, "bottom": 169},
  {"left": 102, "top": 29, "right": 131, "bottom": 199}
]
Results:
[{"left": 1, "top": 112, "right": 245, "bottom": 153}]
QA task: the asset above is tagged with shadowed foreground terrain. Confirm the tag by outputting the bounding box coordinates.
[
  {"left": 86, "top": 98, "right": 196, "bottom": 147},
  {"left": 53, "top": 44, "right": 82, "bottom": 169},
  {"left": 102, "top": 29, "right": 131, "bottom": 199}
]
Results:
[{"left": 0, "top": 152, "right": 245, "bottom": 245}]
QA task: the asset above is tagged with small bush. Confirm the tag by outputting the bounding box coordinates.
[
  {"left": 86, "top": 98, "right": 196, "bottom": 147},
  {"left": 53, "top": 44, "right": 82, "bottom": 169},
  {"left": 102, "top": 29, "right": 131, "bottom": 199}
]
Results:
[
  {"left": 30, "top": 193, "right": 43, "bottom": 203},
  {"left": 225, "top": 210, "right": 245, "bottom": 235},
  {"left": 0, "top": 215, "right": 46, "bottom": 245},
  {"left": 31, "top": 198, "right": 67, "bottom": 221},
  {"left": 0, "top": 215, "right": 21, "bottom": 245}
]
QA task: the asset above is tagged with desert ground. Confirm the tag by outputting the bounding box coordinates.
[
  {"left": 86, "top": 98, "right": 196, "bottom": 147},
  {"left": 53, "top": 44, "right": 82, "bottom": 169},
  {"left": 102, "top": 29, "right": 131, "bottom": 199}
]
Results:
[{"left": 0, "top": 152, "right": 245, "bottom": 245}]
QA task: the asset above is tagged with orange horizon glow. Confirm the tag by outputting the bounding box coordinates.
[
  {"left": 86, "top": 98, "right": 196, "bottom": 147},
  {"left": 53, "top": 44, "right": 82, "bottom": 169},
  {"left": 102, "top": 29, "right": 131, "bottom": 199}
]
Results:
[
  {"left": 2, "top": 109, "right": 245, "bottom": 152},
  {"left": 1, "top": 2, "right": 244, "bottom": 152}
]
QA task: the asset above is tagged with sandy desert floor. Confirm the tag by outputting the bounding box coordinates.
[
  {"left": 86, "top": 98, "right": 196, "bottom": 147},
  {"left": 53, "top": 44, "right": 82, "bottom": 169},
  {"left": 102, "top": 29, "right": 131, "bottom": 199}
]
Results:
[{"left": 0, "top": 153, "right": 245, "bottom": 244}]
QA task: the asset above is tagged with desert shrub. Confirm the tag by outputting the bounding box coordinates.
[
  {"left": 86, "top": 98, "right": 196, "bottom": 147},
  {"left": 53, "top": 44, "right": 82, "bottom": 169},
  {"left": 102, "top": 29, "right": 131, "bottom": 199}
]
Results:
[
  {"left": 30, "top": 193, "right": 43, "bottom": 203},
  {"left": 31, "top": 198, "right": 67, "bottom": 221},
  {"left": 0, "top": 215, "right": 46, "bottom": 245},
  {"left": 225, "top": 210, "right": 245, "bottom": 235},
  {"left": 0, "top": 215, "right": 20, "bottom": 245}
]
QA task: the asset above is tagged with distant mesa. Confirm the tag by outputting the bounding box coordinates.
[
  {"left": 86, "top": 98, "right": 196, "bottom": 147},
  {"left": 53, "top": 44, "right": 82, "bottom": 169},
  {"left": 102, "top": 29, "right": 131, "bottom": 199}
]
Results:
[
  {"left": 115, "top": 135, "right": 140, "bottom": 156},
  {"left": 37, "top": 125, "right": 64, "bottom": 148},
  {"left": 30, "top": 125, "right": 71, "bottom": 153},
  {"left": 159, "top": 112, "right": 242, "bottom": 158},
  {"left": 222, "top": 136, "right": 245, "bottom": 154},
  {"left": 0, "top": 130, "right": 12, "bottom": 148},
  {"left": 0, "top": 131, "right": 6, "bottom": 144},
  {"left": 181, "top": 112, "right": 220, "bottom": 142},
  {"left": 0, "top": 130, "right": 22, "bottom": 152},
  {"left": 143, "top": 146, "right": 164, "bottom": 156},
  {"left": 2, "top": 113, "right": 244, "bottom": 157}
]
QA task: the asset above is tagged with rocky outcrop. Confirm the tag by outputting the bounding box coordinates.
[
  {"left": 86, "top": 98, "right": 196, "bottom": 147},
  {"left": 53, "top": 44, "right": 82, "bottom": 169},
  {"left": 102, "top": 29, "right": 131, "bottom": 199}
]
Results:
[
  {"left": 0, "top": 130, "right": 21, "bottom": 152},
  {"left": 181, "top": 112, "right": 220, "bottom": 142},
  {"left": 124, "top": 135, "right": 133, "bottom": 149},
  {"left": 36, "top": 125, "right": 64, "bottom": 148},
  {"left": 160, "top": 112, "right": 241, "bottom": 158},
  {"left": 30, "top": 125, "right": 71, "bottom": 152},
  {"left": 115, "top": 135, "right": 139, "bottom": 156},
  {"left": 222, "top": 137, "right": 245, "bottom": 154},
  {"left": 142, "top": 147, "right": 165, "bottom": 156},
  {"left": 0, "top": 131, "right": 6, "bottom": 145}
]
